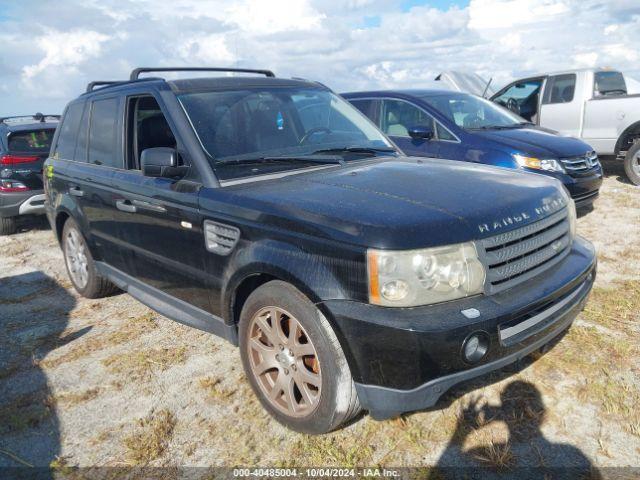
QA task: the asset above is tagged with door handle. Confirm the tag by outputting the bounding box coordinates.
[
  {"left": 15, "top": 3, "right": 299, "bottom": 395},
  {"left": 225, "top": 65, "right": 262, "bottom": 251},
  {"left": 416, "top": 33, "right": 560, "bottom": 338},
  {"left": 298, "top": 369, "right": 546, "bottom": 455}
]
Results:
[
  {"left": 132, "top": 199, "right": 167, "bottom": 213},
  {"left": 69, "top": 186, "right": 84, "bottom": 197},
  {"left": 115, "top": 199, "right": 137, "bottom": 213}
]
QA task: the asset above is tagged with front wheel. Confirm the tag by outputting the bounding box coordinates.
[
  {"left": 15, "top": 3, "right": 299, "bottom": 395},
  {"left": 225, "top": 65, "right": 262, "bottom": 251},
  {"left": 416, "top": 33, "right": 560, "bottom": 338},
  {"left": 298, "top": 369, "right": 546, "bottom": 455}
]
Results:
[
  {"left": 624, "top": 142, "right": 640, "bottom": 185},
  {"left": 62, "top": 218, "right": 118, "bottom": 298},
  {"left": 238, "top": 280, "right": 361, "bottom": 434}
]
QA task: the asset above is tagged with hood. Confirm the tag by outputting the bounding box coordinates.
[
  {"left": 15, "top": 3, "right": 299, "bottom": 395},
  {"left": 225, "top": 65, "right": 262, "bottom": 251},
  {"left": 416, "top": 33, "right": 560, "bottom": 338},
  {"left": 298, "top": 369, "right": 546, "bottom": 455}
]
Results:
[
  {"left": 201, "top": 158, "right": 569, "bottom": 250},
  {"left": 474, "top": 126, "right": 592, "bottom": 158}
]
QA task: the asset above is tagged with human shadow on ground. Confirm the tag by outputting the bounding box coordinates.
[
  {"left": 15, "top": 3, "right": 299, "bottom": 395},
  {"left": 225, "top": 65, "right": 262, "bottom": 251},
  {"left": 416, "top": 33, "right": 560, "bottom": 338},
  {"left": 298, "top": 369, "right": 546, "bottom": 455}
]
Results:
[
  {"left": 0, "top": 271, "right": 88, "bottom": 479},
  {"left": 430, "top": 380, "right": 601, "bottom": 480}
]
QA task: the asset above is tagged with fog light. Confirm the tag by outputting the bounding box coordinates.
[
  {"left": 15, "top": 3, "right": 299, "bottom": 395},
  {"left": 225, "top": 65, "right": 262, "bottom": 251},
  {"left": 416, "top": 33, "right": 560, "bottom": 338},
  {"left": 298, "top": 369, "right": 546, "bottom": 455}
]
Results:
[{"left": 462, "top": 332, "right": 489, "bottom": 363}]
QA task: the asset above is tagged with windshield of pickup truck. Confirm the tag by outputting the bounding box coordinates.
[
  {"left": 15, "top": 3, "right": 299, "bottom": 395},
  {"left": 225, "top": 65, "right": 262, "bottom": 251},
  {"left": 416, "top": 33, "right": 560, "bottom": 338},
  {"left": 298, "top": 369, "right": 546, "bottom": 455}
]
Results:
[
  {"left": 420, "top": 92, "right": 526, "bottom": 130},
  {"left": 594, "top": 71, "right": 627, "bottom": 96},
  {"left": 178, "top": 87, "right": 395, "bottom": 179}
]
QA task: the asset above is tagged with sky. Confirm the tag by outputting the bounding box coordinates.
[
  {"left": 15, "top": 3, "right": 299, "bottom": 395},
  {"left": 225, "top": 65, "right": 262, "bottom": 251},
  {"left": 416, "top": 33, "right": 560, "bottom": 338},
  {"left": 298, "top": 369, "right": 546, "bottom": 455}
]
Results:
[{"left": 0, "top": 0, "right": 639, "bottom": 115}]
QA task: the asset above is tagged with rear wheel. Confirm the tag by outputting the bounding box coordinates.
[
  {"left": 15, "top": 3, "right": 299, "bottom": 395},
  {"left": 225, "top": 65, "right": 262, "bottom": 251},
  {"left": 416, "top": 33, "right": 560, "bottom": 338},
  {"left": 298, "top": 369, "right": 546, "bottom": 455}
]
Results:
[
  {"left": 0, "top": 216, "right": 17, "bottom": 236},
  {"left": 624, "top": 142, "right": 640, "bottom": 185},
  {"left": 238, "top": 280, "right": 361, "bottom": 434},
  {"left": 62, "top": 218, "right": 118, "bottom": 298}
]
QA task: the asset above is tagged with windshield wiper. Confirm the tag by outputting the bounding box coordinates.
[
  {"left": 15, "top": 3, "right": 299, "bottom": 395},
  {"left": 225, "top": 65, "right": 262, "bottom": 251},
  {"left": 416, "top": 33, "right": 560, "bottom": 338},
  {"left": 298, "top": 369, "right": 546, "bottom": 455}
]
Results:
[
  {"left": 312, "top": 146, "right": 397, "bottom": 156},
  {"left": 217, "top": 154, "right": 344, "bottom": 166}
]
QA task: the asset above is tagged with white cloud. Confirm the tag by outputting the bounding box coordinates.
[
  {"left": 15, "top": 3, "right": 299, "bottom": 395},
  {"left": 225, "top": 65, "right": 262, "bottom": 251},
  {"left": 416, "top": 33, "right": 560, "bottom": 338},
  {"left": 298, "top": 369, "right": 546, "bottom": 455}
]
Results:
[
  {"left": 22, "top": 29, "right": 110, "bottom": 79},
  {"left": 1, "top": 0, "right": 640, "bottom": 115}
]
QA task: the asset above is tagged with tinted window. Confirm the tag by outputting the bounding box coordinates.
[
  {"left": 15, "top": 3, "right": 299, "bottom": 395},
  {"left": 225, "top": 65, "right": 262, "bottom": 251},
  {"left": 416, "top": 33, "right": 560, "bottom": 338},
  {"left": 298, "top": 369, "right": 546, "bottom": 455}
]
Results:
[
  {"left": 55, "top": 102, "right": 84, "bottom": 160},
  {"left": 8, "top": 129, "right": 55, "bottom": 154},
  {"left": 88, "top": 98, "right": 120, "bottom": 167},
  {"left": 74, "top": 103, "right": 89, "bottom": 162},
  {"left": 380, "top": 99, "right": 434, "bottom": 137},
  {"left": 349, "top": 99, "right": 376, "bottom": 119},
  {"left": 543, "top": 74, "right": 576, "bottom": 104},
  {"left": 594, "top": 71, "right": 627, "bottom": 96}
]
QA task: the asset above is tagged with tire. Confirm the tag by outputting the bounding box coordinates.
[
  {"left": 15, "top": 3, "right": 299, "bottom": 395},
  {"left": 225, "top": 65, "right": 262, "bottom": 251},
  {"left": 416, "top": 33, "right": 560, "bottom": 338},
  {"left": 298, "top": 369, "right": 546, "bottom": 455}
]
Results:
[
  {"left": 238, "top": 280, "right": 361, "bottom": 434},
  {"left": 0, "top": 216, "right": 17, "bottom": 236},
  {"left": 624, "top": 141, "right": 640, "bottom": 185},
  {"left": 61, "top": 218, "right": 118, "bottom": 298}
]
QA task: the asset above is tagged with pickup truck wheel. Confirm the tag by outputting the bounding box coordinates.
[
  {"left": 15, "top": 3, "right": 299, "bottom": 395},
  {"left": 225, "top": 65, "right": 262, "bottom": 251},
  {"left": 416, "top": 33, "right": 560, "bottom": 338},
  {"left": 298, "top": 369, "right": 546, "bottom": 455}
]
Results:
[
  {"left": 239, "top": 280, "right": 361, "bottom": 434},
  {"left": 0, "top": 216, "right": 17, "bottom": 236},
  {"left": 62, "top": 218, "right": 118, "bottom": 298},
  {"left": 624, "top": 142, "right": 640, "bottom": 185}
]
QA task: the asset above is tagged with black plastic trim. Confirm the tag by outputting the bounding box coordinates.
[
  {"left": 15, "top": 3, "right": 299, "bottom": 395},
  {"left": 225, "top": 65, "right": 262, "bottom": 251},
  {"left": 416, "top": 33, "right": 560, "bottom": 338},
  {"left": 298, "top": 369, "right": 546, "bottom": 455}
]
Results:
[{"left": 95, "top": 262, "right": 238, "bottom": 344}]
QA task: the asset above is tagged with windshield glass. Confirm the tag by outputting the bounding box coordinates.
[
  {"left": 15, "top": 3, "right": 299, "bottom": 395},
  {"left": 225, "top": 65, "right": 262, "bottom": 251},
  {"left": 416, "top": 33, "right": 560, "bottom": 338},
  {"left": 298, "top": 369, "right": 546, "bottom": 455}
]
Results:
[
  {"left": 420, "top": 92, "right": 525, "bottom": 129},
  {"left": 7, "top": 129, "right": 55, "bottom": 153},
  {"left": 594, "top": 71, "right": 627, "bottom": 96},
  {"left": 178, "top": 87, "right": 394, "bottom": 179}
]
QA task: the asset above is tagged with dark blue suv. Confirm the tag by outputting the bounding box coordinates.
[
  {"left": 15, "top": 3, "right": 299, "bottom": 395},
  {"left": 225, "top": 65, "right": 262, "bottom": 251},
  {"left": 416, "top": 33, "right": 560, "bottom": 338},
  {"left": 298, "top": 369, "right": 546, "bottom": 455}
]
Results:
[{"left": 343, "top": 90, "right": 603, "bottom": 211}]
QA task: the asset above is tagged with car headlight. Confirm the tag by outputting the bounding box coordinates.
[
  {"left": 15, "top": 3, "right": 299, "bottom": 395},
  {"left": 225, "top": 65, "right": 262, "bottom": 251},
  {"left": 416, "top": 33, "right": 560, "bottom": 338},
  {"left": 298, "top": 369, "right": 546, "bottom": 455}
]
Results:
[
  {"left": 367, "top": 242, "right": 486, "bottom": 307},
  {"left": 513, "top": 154, "right": 565, "bottom": 173}
]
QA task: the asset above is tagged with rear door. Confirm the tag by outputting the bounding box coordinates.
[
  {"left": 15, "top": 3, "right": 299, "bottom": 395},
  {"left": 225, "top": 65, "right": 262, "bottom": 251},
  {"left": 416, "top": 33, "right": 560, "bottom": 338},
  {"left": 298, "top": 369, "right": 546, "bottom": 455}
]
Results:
[
  {"left": 110, "top": 93, "right": 211, "bottom": 312},
  {"left": 52, "top": 96, "right": 128, "bottom": 271}
]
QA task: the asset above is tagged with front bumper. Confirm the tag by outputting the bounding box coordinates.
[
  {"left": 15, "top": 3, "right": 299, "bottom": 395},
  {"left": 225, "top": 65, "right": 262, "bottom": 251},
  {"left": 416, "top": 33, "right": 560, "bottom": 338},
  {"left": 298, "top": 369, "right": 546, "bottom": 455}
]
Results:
[
  {"left": 0, "top": 190, "right": 46, "bottom": 217},
  {"left": 322, "top": 236, "right": 596, "bottom": 419}
]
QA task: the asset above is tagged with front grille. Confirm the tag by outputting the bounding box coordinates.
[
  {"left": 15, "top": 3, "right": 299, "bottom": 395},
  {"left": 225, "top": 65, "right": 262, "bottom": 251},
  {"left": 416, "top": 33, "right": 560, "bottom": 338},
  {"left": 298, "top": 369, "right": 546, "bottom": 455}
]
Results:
[
  {"left": 478, "top": 208, "right": 571, "bottom": 293},
  {"left": 560, "top": 151, "right": 598, "bottom": 173}
]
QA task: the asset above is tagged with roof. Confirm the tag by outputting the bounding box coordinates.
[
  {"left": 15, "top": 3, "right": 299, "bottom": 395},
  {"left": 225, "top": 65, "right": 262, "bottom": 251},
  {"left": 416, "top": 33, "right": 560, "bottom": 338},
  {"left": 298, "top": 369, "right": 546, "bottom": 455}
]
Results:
[
  {"left": 342, "top": 88, "right": 471, "bottom": 98},
  {"left": 527, "top": 67, "right": 622, "bottom": 78},
  {"left": 168, "top": 76, "right": 324, "bottom": 94}
]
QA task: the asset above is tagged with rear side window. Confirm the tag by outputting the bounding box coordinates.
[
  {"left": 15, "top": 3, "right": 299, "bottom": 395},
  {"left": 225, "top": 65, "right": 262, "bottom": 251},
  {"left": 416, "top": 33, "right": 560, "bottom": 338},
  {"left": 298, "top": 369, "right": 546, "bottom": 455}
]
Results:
[
  {"left": 55, "top": 102, "right": 84, "bottom": 160},
  {"left": 349, "top": 99, "right": 376, "bottom": 119},
  {"left": 8, "top": 129, "right": 55, "bottom": 153},
  {"left": 594, "top": 71, "right": 627, "bottom": 96},
  {"left": 543, "top": 74, "right": 576, "bottom": 104},
  {"left": 88, "top": 97, "right": 121, "bottom": 168}
]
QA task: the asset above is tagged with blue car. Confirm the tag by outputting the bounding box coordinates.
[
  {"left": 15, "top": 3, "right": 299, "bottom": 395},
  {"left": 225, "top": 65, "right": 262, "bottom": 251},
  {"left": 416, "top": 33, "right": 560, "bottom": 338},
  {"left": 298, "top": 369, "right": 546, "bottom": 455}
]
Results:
[{"left": 342, "top": 89, "right": 603, "bottom": 211}]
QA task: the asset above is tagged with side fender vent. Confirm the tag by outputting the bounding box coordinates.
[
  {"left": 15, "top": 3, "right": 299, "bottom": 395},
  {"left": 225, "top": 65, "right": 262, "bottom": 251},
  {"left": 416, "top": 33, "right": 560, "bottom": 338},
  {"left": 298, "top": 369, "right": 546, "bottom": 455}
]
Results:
[{"left": 204, "top": 220, "right": 240, "bottom": 256}]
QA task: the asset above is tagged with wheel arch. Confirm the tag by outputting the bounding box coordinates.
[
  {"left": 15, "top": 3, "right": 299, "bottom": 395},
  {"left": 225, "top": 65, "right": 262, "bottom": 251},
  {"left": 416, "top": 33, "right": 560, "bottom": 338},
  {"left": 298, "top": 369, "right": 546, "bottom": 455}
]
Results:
[{"left": 614, "top": 120, "right": 640, "bottom": 155}]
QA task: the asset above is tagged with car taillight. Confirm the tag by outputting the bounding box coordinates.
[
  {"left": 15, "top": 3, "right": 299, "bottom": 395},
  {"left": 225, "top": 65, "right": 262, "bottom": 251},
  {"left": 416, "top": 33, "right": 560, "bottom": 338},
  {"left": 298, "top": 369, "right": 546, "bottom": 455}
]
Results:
[
  {"left": 0, "top": 154, "right": 39, "bottom": 165},
  {"left": 0, "top": 180, "right": 29, "bottom": 192}
]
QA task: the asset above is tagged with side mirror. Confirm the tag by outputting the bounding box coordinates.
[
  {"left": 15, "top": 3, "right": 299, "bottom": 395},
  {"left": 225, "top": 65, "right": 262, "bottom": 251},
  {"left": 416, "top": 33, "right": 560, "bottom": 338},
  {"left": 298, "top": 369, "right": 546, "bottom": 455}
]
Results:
[
  {"left": 141, "top": 147, "right": 184, "bottom": 178},
  {"left": 408, "top": 125, "right": 434, "bottom": 141}
]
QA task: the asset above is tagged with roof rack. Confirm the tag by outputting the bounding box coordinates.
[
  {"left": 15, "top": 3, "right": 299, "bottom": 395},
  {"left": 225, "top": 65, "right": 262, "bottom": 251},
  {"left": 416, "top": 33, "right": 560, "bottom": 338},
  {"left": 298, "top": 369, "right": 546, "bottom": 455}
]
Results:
[
  {"left": 129, "top": 67, "right": 275, "bottom": 81},
  {"left": 86, "top": 81, "right": 122, "bottom": 93},
  {"left": 0, "top": 113, "right": 61, "bottom": 124}
]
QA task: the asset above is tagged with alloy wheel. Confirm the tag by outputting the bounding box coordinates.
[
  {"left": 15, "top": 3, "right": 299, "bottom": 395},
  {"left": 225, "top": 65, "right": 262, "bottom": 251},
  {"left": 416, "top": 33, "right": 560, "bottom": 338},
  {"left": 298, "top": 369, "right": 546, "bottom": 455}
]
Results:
[
  {"left": 247, "top": 306, "right": 322, "bottom": 417},
  {"left": 65, "top": 228, "right": 89, "bottom": 289}
]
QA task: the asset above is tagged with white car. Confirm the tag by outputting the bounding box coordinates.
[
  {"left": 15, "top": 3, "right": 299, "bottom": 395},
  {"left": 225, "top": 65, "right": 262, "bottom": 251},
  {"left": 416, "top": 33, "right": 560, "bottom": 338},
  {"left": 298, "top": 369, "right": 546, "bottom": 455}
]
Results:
[{"left": 436, "top": 68, "right": 640, "bottom": 185}]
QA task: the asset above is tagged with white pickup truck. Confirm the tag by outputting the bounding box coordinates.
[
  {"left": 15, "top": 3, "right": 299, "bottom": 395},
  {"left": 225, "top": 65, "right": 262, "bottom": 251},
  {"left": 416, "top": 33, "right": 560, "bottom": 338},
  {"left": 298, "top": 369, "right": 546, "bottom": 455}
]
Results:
[{"left": 437, "top": 68, "right": 640, "bottom": 184}]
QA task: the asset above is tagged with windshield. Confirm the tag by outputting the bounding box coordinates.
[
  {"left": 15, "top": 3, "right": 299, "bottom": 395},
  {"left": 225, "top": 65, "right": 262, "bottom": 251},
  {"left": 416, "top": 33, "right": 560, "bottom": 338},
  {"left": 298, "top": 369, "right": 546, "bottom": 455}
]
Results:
[
  {"left": 178, "top": 87, "right": 395, "bottom": 180},
  {"left": 594, "top": 71, "right": 627, "bottom": 96},
  {"left": 7, "top": 129, "right": 55, "bottom": 154},
  {"left": 420, "top": 92, "right": 525, "bottom": 130}
]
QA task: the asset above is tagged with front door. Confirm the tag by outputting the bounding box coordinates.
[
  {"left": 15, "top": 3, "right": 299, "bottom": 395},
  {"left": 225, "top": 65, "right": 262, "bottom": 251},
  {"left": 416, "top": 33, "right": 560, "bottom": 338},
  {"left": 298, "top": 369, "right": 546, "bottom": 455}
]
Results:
[
  {"left": 539, "top": 73, "right": 582, "bottom": 138},
  {"left": 110, "top": 94, "right": 212, "bottom": 312},
  {"left": 378, "top": 98, "right": 441, "bottom": 158},
  {"left": 492, "top": 77, "right": 545, "bottom": 124}
]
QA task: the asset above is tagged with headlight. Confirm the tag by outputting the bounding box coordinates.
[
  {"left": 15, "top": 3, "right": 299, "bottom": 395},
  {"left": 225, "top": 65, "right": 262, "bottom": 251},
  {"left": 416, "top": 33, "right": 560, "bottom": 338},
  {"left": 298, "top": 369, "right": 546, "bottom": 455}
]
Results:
[
  {"left": 367, "top": 242, "right": 486, "bottom": 307},
  {"left": 513, "top": 154, "right": 565, "bottom": 173}
]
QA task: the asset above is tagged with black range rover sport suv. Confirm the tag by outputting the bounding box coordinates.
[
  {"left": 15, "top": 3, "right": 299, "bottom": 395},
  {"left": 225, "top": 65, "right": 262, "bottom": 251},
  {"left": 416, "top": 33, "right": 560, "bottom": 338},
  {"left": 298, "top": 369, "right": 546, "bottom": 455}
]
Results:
[{"left": 44, "top": 68, "right": 596, "bottom": 433}]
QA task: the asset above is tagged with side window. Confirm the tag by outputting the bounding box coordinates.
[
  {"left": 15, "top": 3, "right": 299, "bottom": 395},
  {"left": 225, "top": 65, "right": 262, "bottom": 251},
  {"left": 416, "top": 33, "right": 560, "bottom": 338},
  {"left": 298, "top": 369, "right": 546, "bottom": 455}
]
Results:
[
  {"left": 380, "top": 99, "right": 434, "bottom": 137},
  {"left": 54, "top": 102, "right": 84, "bottom": 160},
  {"left": 543, "top": 74, "right": 576, "bottom": 104},
  {"left": 349, "top": 99, "right": 376, "bottom": 120},
  {"left": 436, "top": 124, "right": 456, "bottom": 141},
  {"left": 74, "top": 103, "right": 89, "bottom": 162},
  {"left": 88, "top": 97, "right": 121, "bottom": 168},
  {"left": 125, "top": 96, "right": 177, "bottom": 170}
]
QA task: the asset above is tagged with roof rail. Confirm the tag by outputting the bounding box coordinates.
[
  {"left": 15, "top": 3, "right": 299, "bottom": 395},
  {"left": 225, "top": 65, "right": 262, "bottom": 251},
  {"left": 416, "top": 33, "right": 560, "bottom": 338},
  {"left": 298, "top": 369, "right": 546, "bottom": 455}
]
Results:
[
  {"left": 86, "top": 81, "right": 122, "bottom": 93},
  {"left": 0, "top": 114, "right": 61, "bottom": 124},
  {"left": 129, "top": 67, "right": 275, "bottom": 81}
]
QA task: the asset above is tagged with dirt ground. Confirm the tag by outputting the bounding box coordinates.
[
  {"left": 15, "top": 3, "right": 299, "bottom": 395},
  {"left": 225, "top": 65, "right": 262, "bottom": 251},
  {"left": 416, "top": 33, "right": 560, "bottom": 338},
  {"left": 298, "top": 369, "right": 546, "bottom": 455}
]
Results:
[{"left": 0, "top": 159, "right": 639, "bottom": 476}]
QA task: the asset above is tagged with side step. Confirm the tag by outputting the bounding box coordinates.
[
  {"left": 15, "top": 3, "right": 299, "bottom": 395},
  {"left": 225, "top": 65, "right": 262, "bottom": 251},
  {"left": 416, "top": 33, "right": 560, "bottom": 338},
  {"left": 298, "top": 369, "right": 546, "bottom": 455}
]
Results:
[{"left": 96, "top": 262, "right": 238, "bottom": 345}]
